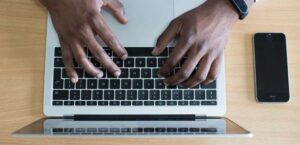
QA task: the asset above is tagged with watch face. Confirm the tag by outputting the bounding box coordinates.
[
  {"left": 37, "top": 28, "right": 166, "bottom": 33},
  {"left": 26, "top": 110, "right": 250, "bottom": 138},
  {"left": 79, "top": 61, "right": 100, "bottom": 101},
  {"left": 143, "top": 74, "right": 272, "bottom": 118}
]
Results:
[{"left": 234, "top": 0, "right": 248, "bottom": 13}]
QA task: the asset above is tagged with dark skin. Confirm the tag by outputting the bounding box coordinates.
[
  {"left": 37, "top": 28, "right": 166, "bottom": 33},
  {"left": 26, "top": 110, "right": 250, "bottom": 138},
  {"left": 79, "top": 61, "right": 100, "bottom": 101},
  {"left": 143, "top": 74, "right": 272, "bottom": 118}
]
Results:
[{"left": 40, "top": 0, "right": 254, "bottom": 87}]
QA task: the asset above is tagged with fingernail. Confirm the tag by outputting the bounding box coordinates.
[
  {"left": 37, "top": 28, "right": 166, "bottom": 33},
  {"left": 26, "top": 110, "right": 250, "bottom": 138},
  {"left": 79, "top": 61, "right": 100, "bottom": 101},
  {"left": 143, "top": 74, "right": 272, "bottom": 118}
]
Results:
[
  {"left": 114, "top": 70, "right": 121, "bottom": 77},
  {"left": 152, "top": 48, "right": 158, "bottom": 55},
  {"left": 71, "top": 77, "right": 78, "bottom": 84},
  {"left": 96, "top": 72, "right": 103, "bottom": 78},
  {"left": 121, "top": 54, "right": 128, "bottom": 60},
  {"left": 163, "top": 81, "right": 169, "bottom": 86}
]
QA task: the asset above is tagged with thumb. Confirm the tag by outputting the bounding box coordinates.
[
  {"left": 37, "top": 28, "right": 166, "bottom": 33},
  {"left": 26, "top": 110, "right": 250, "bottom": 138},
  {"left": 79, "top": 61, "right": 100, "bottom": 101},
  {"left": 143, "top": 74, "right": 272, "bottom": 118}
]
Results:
[{"left": 103, "top": 0, "right": 128, "bottom": 24}]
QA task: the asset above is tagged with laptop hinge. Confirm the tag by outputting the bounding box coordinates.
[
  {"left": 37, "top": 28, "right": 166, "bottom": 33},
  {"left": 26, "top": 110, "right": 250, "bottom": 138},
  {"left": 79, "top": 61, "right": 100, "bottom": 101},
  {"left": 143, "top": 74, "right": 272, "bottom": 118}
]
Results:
[{"left": 64, "top": 114, "right": 207, "bottom": 121}]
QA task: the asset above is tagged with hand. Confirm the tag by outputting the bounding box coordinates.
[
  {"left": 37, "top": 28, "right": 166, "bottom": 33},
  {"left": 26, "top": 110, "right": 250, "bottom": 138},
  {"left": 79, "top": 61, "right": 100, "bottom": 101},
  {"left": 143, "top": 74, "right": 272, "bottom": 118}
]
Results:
[
  {"left": 152, "top": 0, "right": 238, "bottom": 88},
  {"left": 40, "top": 0, "right": 128, "bottom": 83}
]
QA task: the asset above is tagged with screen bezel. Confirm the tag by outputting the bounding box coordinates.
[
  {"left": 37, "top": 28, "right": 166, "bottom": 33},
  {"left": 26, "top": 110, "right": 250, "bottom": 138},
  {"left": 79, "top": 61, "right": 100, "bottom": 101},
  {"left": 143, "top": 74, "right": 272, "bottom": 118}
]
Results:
[{"left": 253, "top": 33, "right": 290, "bottom": 103}]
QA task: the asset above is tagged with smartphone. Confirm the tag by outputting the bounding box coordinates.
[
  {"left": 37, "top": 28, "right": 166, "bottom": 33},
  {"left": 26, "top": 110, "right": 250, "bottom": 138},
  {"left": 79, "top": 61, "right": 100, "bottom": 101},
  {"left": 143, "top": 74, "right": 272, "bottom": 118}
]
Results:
[{"left": 253, "top": 33, "right": 290, "bottom": 102}]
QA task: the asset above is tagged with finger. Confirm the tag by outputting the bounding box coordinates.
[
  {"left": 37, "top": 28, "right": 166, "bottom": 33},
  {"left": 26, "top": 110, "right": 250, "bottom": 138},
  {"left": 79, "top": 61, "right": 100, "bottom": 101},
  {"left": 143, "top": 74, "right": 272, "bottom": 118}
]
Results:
[
  {"left": 81, "top": 28, "right": 121, "bottom": 77},
  {"left": 60, "top": 41, "right": 78, "bottom": 84},
  {"left": 152, "top": 19, "right": 180, "bottom": 55},
  {"left": 163, "top": 47, "right": 203, "bottom": 86},
  {"left": 202, "top": 55, "right": 222, "bottom": 85},
  {"left": 104, "top": 0, "right": 128, "bottom": 24},
  {"left": 180, "top": 55, "right": 214, "bottom": 88},
  {"left": 157, "top": 37, "right": 194, "bottom": 77},
  {"left": 71, "top": 41, "right": 104, "bottom": 78},
  {"left": 91, "top": 14, "right": 128, "bottom": 60}
]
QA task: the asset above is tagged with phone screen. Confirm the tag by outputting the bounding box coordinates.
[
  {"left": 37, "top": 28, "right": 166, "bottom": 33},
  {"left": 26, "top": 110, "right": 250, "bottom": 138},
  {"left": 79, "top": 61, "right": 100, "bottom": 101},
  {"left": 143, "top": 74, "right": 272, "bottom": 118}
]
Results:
[{"left": 254, "top": 33, "right": 290, "bottom": 102}]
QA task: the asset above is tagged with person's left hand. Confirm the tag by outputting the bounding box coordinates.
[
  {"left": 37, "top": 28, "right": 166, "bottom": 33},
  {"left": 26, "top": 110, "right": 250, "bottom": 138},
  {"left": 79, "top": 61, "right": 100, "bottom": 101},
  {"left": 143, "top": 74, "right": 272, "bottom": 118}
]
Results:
[{"left": 152, "top": 0, "right": 239, "bottom": 88}]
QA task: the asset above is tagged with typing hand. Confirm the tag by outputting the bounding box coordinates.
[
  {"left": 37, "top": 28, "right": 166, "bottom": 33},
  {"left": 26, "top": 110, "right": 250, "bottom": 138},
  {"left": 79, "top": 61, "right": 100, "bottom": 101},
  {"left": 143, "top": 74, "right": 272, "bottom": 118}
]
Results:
[
  {"left": 152, "top": 0, "right": 238, "bottom": 88},
  {"left": 40, "top": 0, "right": 128, "bottom": 83}
]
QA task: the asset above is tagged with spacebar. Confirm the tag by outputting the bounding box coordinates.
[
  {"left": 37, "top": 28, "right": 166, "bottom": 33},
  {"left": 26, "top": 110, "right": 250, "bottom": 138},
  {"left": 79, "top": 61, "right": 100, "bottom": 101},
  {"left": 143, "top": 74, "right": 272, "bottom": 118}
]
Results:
[{"left": 126, "top": 47, "right": 168, "bottom": 56}]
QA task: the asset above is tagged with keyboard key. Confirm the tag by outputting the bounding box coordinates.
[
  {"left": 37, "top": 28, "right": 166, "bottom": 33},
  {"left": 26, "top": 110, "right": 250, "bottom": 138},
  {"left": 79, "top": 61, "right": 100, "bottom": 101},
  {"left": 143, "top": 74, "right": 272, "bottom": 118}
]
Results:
[
  {"left": 104, "top": 90, "right": 114, "bottom": 100},
  {"left": 201, "top": 81, "right": 217, "bottom": 89},
  {"left": 53, "top": 101, "right": 63, "bottom": 106},
  {"left": 152, "top": 69, "right": 159, "bottom": 78},
  {"left": 75, "top": 101, "right": 85, "bottom": 106},
  {"left": 144, "top": 79, "right": 154, "bottom": 89},
  {"left": 92, "top": 90, "right": 103, "bottom": 100},
  {"left": 110, "top": 79, "right": 120, "bottom": 89},
  {"left": 141, "top": 69, "right": 151, "bottom": 78},
  {"left": 144, "top": 128, "right": 155, "bottom": 132},
  {"left": 116, "top": 90, "right": 126, "bottom": 100},
  {"left": 132, "top": 101, "right": 143, "bottom": 106},
  {"left": 70, "top": 90, "right": 80, "bottom": 100},
  {"left": 138, "top": 90, "right": 148, "bottom": 100},
  {"left": 144, "top": 101, "right": 154, "bottom": 106},
  {"left": 167, "top": 128, "right": 177, "bottom": 132},
  {"left": 121, "top": 79, "right": 131, "bottom": 89},
  {"left": 155, "top": 101, "right": 165, "bottom": 106},
  {"left": 54, "top": 58, "right": 64, "bottom": 67},
  {"left": 124, "top": 58, "right": 134, "bottom": 67},
  {"left": 155, "top": 79, "right": 165, "bottom": 89},
  {"left": 178, "top": 101, "right": 188, "bottom": 106},
  {"left": 127, "top": 90, "right": 137, "bottom": 100},
  {"left": 195, "top": 90, "right": 205, "bottom": 100},
  {"left": 110, "top": 101, "right": 120, "bottom": 106},
  {"left": 121, "top": 101, "right": 131, "bottom": 106},
  {"left": 62, "top": 69, "right": 68, "bottom": 78},
  {"left": 167, "top": 101, "right": 177, "bottom": 106},
  {"left": 178, "top": 128, "right": 189, "bottom": 132},
  {"left": 76, "top": 79, "right": 86, "bottom": 89},
  {"left": 98, "top": 101, "right": 108, "bottom": 106},
  {"left": 161, "top": 90, "right": 171, "bottom": 100},
  {"left": 113, "top": 58, "right": 123, "bottom": 67},
  {"left": 201, "top": 128, "right": 217, "bottom": 133},
  {"left": 53, "top": 90, "right": 68, "bottom": 100},
  {"left": 132, "top": 79, "right": 143, "bottom": 89},
  {"left": 126, "top": 47, "right": 153, "bottom": 56},
  {"left": 184, "top": 90, "right": 194, "bottom": 100},
  {"left": 87, "top": 101, "right": 97, "bottom": 106},
  {"left": 81, "top": 90, "right": 91, "bottom": 100},
  {"left": 155, "top": 128, "right": 166, "bottom": 132},
  {"left": 90, "top": 58, "right": 100, "bottom": 67},
  {"left": 64, "top": 101, "right": 74, "bottom": 106},
  {"left": 75, "top": 69, "right": 84, "bottom": 78},
  {"left": 201, "top": 101, "right": 217, "bottom": 105},
  {"left": 87, "top": 79, "right": 97, "bottom": 89},
  {"left": 55, "top": 47, "right": 62, "bottom": 56},
  {"left": 104, "top": 48, "right": 112, "bottom": 56},
  {"left": 130, "top": 69, "right": 140, "bottom": 78},
  {"left": 119, "top": 68, "right": 129, "bottom": 78},
  {"left": 190, "top": 101, "right": 200, "bottom": 106},
  {"left": 190, "top": 128, "right": 200, "bottom": 132},
  {"left": 206, "top": 90, "right": 217, "bottom": 100},
  {"left": 150, "top": 90, "right": 160, "bottom": 100},
  {"left": 65, "top": 79, "right": 75, "bottom": 89},
  {"left": 147, "top": 58, "right": 157, "bottom": 67},
  {"left": 158, "top": 58, "right": 167, "bottom": 66},
  {"left": 172, "top": 90, "right": 183, "bottom": 100},
  {"left": 136, "top": 58, "right": 145, "bottom": 67},
  {"left": 98, "top": 79, "right": 109, "bottom": 89},
  {"left": 53, "top": 79, "right": 63, "bottom": 89}
]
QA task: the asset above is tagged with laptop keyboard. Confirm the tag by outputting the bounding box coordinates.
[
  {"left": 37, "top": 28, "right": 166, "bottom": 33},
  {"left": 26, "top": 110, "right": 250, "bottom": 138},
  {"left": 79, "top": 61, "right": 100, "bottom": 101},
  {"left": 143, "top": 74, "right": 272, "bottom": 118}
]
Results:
[{"left": 52, "top": 47, "right": 217, "bottom": 106}]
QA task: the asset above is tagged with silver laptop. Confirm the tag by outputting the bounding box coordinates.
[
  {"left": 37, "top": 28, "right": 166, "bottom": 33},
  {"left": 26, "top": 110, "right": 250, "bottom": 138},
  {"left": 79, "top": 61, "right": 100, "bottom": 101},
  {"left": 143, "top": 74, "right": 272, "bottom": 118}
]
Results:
[{"left": 13, "top": 0, "right": 252, "bottom": 137}]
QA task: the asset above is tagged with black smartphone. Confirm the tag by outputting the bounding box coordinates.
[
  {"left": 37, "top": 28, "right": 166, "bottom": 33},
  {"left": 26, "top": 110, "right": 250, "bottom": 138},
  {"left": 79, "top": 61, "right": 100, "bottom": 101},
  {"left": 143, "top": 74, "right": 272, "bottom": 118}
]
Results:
[{"left": 253, "top": 33, "right": 290, "bottom": 102}]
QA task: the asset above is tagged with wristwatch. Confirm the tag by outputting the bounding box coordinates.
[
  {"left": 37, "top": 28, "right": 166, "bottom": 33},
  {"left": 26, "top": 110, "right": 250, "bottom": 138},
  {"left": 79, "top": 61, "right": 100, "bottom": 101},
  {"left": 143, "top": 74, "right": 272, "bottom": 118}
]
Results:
[{"left": 229, "top": 0, "right": 249, "bottom": 20}]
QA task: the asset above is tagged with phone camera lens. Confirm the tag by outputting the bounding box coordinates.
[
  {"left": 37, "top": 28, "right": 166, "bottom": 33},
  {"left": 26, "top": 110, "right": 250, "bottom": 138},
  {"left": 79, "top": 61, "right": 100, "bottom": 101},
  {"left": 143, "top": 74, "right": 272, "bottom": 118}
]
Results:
[{"left": 266, "top": 34, "right": 273, "bottom": 41}]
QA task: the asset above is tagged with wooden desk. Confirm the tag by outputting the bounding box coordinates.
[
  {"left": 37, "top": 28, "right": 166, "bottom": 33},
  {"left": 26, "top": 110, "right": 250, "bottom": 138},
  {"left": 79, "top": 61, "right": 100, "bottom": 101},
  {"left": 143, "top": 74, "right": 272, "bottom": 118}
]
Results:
[{"left": 0, "top": 0, "right": 299, "bottom": 144}]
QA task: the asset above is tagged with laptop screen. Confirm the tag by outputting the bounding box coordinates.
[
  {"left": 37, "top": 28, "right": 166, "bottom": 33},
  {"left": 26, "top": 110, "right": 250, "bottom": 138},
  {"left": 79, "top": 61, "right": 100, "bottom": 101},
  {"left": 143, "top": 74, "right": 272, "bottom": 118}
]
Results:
[{"left": 13, "top": 117, "right": 251, "bottom": 137}]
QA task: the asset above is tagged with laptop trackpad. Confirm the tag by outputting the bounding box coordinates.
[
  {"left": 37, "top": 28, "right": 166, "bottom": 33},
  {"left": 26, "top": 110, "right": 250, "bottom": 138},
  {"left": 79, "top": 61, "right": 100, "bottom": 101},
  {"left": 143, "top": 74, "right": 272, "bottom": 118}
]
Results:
[{"left": 102, "top": 0, "right": 174, "bottom": 47}]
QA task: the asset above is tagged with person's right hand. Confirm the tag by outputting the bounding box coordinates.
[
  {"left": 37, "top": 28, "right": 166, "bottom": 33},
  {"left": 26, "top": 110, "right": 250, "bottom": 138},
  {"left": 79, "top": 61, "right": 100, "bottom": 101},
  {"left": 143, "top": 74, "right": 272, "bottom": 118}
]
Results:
[{"left": 40, "top": 0, "right": 128, "bottom": 83}]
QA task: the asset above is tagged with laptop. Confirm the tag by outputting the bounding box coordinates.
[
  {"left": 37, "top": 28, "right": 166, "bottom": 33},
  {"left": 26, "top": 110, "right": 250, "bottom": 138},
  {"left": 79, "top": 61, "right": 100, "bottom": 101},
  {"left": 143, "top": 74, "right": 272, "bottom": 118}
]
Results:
[{"left": 13, "top": 0, "right": 252, "bottom": 137}]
